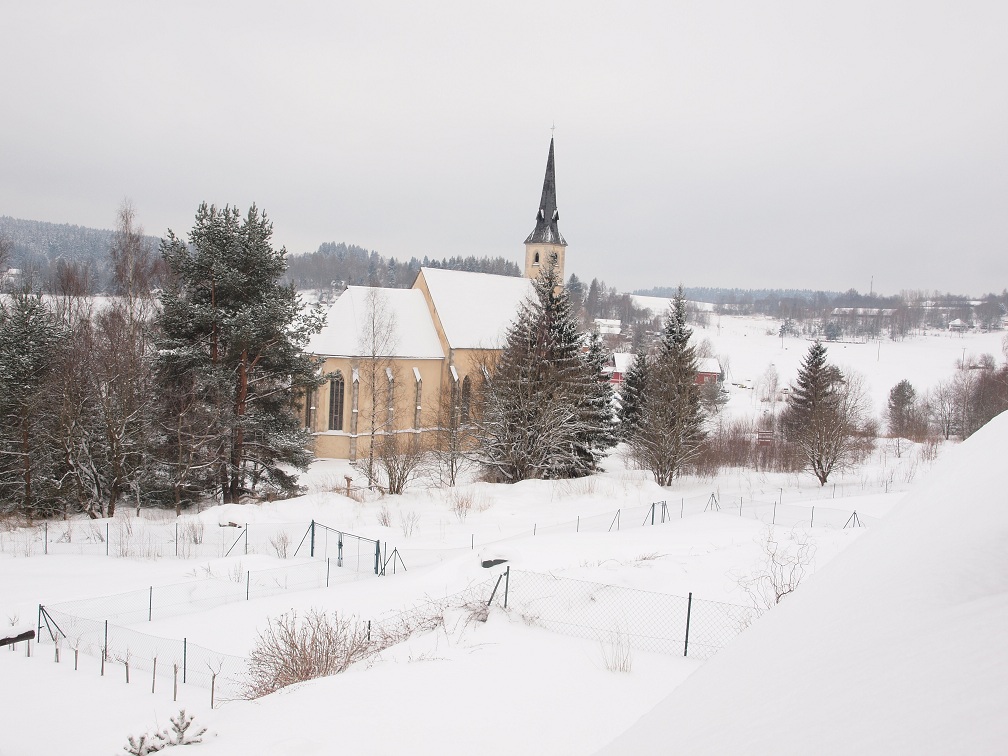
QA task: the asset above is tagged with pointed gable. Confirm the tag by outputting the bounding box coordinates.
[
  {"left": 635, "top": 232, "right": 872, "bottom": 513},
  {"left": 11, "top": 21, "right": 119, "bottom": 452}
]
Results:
[{"left": 524, "top": 137, "right": 567, "bottom": 246}]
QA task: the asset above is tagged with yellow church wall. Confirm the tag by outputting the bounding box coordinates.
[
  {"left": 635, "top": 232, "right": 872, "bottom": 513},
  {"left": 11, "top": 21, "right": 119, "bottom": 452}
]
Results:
[{"left": 309, "top": 355, "right": 446, "bottom": 461}]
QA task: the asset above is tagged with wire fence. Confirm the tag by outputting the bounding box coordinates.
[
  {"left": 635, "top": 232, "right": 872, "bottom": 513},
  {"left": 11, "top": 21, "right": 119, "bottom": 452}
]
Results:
[
  {"left": 489, "top": 568, "right": 759, "bottom": 660},
  {"left": 31, "top": 523, "right": 384, "bottom": 705},
  {"left": 0, "top": 517, "right": 383, "bottom": 566},
  {"left": 38, "top": 606, "right": 249, "bottom": 703}
]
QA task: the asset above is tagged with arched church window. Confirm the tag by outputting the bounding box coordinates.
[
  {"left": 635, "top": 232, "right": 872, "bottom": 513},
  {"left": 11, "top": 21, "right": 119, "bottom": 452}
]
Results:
[
  {"left": 533, "top": 251, "right": 540, "bottom": 264},
  {"left": 328, "top": 372, "right": 345, "bottom": 430}
]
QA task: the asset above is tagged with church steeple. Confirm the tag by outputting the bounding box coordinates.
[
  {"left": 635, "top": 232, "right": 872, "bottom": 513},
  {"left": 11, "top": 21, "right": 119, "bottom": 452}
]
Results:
[{"left": 524, "top": 137, "right": 568, "bottom": 279}]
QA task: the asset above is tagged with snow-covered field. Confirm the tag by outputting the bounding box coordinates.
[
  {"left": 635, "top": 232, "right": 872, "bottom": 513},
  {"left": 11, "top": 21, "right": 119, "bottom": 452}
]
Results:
[{"left": 1, "top": 318, "right": 1005, "bottom": 755}]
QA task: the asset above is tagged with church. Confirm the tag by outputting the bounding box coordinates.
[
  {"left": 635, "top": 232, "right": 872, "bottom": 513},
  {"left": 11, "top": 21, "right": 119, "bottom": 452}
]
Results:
[{"left": 305, "top": 138, "right": 568, "bottom": 460}]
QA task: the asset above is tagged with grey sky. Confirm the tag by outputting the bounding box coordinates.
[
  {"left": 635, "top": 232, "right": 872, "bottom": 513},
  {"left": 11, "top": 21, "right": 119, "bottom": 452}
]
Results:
[{"left": 3, "top": 1, "right": 1006, "bottom": 295}]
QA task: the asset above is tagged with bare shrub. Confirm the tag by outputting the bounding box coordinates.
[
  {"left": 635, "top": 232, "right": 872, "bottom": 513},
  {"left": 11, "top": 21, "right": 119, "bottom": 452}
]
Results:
[
  {"left": 737, "top": 527, "right": 816, "bottom": 611},
  {"left": 447, "top": 489, "right": 474, "bottom": 522},
  {"left": 270, "top": 531, "right": 291, "bottom": 559},
  {"left": 244, "top": 610, "right": 373, "bottom": 699},
  {"left": 228, "top": 560, "right": 245, "bottom": 583},
  {"left": 599, "top": 626, "right": 633, "bottom": 672},
  {"left": 399, "top": 510, "right": 420, "bottom": 538},
  {"left": 918, "top": 438, "right": 940, "bottom": 463},
  {"left": 376, "top": 503, "right": 392, "bottom": 527}
]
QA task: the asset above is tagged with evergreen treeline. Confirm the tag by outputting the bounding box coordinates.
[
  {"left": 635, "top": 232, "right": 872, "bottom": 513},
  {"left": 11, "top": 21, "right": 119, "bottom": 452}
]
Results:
[
  {"left": 0, "top": 204, "right": 321, "bottom": 520},
  {"left": 284, "top": 242, "right": 521, "bottom": 292}
]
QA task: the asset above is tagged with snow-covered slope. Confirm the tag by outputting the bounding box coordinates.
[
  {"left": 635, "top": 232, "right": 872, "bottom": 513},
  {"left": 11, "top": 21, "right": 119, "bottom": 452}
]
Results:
[{"left": 596, "top": 411, "right": 1008, "bottom": 756}]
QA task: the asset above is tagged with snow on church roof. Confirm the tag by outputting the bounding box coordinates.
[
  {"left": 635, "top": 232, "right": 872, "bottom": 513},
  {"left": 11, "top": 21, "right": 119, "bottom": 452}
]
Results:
[
  {"left": 418, "top": 267, "right": 533, "bottom": 349},
  {"left": 309, "top": 286, "right": 444, "bottom": 359}
]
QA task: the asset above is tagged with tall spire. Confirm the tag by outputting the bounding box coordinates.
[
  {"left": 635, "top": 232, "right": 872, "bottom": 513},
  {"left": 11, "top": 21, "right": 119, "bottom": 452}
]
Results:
[{"left": 524, "top": 137, "right": 567, "bottom": 246}]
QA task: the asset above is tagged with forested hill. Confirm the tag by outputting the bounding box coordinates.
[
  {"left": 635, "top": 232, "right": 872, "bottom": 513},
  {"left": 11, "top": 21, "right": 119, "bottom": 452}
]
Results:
[
  {"left": 284, "top": 241, "right": 521, "bottom": 290},
  {"left": 0, "top": 215, "right": 160, "bottom": 286},
  {"left": 0, "top": 216, "right": 521, "bottom": 293}
]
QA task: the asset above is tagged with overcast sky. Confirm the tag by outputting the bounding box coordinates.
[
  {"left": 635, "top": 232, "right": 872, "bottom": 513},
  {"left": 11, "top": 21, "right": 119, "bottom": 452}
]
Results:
[{"left": 3, "top": 1, "right": 1006, "bottom": 295}]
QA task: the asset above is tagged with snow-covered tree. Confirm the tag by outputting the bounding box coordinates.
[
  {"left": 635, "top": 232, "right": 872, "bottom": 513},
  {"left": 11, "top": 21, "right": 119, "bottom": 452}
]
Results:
[
  {"left": 0, "top": 285, "right": 67, "bottom": 517},
  {"left": 475, "top": 253, "right": 609, "bottom": 481},
  {"left": 155, "top": 204, "right": 324, "bottom": 504},
  {"left": 627, "top": 286, "right": 704, "bottom": 486},
  {"left": 781, "top": 341, "right": 872, "bottom": 485},
  {"left": 618, "top": 349, "right": 648, "bottom": 440}
]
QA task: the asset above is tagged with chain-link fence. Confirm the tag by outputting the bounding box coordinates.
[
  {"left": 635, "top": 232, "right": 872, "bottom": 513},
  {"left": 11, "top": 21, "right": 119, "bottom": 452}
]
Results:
[
  {"left": 38, "top": 606, "right": 248, "bottom": 702},
  {"left": 0, "top": 517, "right": 384, "bottom": 563},
  {"left": 490, "top": 568, "right": 759, "bottom": 660}
]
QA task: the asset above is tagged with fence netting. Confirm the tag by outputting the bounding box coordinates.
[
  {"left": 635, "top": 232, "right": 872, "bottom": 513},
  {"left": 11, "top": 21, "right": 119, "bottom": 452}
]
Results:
[{"left": 494, "top": 569, "right": 759, "bottom": 660}]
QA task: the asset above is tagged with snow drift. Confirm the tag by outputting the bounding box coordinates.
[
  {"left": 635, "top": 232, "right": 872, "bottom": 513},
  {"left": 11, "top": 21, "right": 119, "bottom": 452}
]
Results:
[{"left": 597, "top": 411, "right": 1008, "bottom": 755}]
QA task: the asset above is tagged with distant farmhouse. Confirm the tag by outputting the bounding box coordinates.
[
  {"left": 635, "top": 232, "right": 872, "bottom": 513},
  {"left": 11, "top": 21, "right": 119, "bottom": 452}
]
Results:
[{"left": 305, "top": 139, "right": 568, "bottom": 461}]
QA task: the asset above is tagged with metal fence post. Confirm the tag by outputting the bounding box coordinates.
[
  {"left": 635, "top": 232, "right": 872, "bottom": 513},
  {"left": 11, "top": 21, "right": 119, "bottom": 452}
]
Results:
[
  {"left": 183, "top": 638, "right": 187, "bottom": 683},
  {"left": 374, "top": 540, "right": 380, "bottom": 575},
  {"left": 246, "top": 572, "right": 250, "bottom": 600},
  {"left": 326, "top": 558, "right": 330, "bottom": 588},
  {"left": 683, "top": 592, "right": 693, "bottom": 657},
  {"left": 310, "top": 520, "right": 316, "bottom": 558},
  {"left": 504, "top": 566, "right": 510, "bottom": 609},
  {"left": 148, "top": 586, "right": 153, "bottom": 621}
]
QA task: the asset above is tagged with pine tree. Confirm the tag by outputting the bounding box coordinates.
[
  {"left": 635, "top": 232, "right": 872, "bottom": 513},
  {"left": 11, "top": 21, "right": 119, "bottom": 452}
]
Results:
[
  {"left": 155, "top": 204, "right": 324, "bottom": 504},
  {"left": 618, "top": 349, "right": 648, "bottom": 440},
  {"left": 0, "top": 285, "right": 67, "bottom": 518},
  {"left": 475, "top": 253, "right": 607, "bottom": 481},
  {"left": 627, "top": 286, "right": 704, "bottom": 486},
  {"left": 583, "top": 330, "right": 619, "bottom": 459}
]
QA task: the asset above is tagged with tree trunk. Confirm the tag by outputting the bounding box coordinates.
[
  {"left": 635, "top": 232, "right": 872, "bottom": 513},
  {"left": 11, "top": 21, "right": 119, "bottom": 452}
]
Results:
[{"left": 230, "top": 350, "right": 249, "bottom": 503}]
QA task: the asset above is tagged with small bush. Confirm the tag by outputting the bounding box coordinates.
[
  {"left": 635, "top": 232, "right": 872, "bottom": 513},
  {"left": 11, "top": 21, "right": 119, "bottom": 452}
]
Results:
[{"left": 244, "top": 610, "right": 374, "bottom": 699}]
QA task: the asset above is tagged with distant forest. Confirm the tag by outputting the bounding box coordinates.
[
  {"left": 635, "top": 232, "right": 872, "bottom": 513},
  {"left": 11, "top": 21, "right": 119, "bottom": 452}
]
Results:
[
  {"left": 0, "top": 215, "right": 160, "bottom": 291},
  {"left": 2, "top": 215, "right": 1003, "bottom": 338},
  {"left": 283, "top": 242, "right": 521, "bottom": 293},
  {"left": 0, "top": 216, "right": 520, "bottom": 295}
]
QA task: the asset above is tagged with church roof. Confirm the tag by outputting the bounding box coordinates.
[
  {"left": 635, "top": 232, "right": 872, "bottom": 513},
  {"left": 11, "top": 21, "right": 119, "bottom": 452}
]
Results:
[
  {"left": 309, "top": 286, "right": 444, "bottom": 359},
  {"left": 524, "top": 137, "right": 567, "bottom": 246},
  {"left": 417, "top": 267, "right": 533, "bottom": 350}
]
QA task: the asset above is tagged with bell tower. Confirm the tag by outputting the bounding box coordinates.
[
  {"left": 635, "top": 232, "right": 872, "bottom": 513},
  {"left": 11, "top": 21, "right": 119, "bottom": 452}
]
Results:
[{"left": 524, "top": 137, "right": 567, "bottom": 280}]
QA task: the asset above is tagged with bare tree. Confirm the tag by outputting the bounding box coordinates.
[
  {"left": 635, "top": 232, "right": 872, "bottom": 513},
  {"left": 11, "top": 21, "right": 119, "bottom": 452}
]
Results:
[
  {"left": 927, "top": 379, "right": 957, "bottom": 440},
  {"left": 354, "top": 289, "right": 398, "bottom": 487},
  {"left": 109, "top": 200, "right": 158, "bottom": 306}
]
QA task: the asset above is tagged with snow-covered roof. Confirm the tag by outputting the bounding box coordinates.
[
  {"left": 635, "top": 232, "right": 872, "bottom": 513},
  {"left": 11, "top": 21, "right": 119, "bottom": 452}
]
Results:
[
  {"left": 418, "top": 268, "right": 532, "bottom": 350},
  {"left": 697, "top": 357, "right": 722, "bottom": 375},
  {"left": 309, "top": 286, "right": 444, "bottom": 359},
  {"left": 612, "top": 352, "right": 636, "bottom": 374}
]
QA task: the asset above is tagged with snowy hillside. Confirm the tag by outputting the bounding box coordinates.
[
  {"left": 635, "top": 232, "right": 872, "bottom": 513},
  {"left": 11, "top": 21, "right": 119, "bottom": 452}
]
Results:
[
  {"left": 0, "top": 312, "right": 1004, "bottom": 755},
  {"left": 597, "top": 411, "right": 1008, "bottom": 756}
]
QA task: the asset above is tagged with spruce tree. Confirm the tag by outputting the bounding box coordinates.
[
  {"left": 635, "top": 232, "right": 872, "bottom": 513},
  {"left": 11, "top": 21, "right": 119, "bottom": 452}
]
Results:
[
  {"left": 0, "top": 285, "right": 67, "bottom": 517},
  {"left": 618, "top": 349, "right": 648, "bottom": 440},
  {"left": 475, "top": 253, "right": 607, "bottom": 481},
  {"left": 155, "top": 204, "right": 324, "bottom": 504},
  {"left": 627, "top": 286, "right": 704, "bottom": 486},
  {"left": 583, "top": 330, "right": 619, "bottom": 458}
]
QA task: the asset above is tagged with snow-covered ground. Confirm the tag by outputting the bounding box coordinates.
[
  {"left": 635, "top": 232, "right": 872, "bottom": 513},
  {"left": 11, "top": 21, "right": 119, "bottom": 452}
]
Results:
[{"left": 1, "top": 320, "right": 1005, "bottom": 755}]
